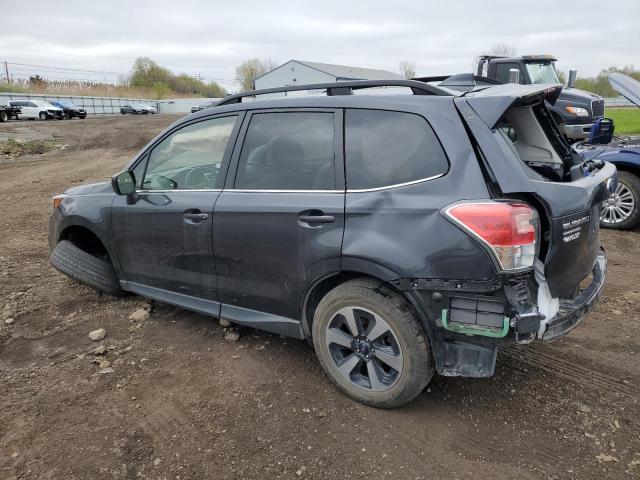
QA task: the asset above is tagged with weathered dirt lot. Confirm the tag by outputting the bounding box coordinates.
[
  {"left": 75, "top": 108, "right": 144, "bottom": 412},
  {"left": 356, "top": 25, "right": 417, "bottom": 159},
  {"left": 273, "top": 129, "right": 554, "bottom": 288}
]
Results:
[{"left": 1, "top": 116, "right": 639, "bottom": 480}]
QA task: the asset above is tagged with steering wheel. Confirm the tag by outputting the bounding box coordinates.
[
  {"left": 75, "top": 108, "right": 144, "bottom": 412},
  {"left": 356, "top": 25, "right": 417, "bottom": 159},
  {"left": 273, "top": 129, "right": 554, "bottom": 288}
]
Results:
[{"left": 184, "top": 164, "right": 218, "bottom": 189}]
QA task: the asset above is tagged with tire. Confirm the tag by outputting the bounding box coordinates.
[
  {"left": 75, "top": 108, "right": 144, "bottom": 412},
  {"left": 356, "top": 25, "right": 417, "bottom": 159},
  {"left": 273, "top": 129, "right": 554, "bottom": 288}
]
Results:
[
  {"left": 50, "top": 240, "right": 125, "bottom": 297},
  {"left": 121, "top": 111, "right": 126, "bottom": 115},
  {"left": 312, "top": 278, "right": 434, "bottom": 408},
  {"left": 64, "top": 112, "right": 72, "bottom": 120},
  {"left": 600, "top": 171, "right": 640, "bottom": 230},
  {"left": 80, "top": 115, "right": 87, "bottom": 119},
  {"left": 39, "top": 112, "right": 47, "bottom": 120},
  {"left": 0, "top": 111, "right": 7, "bottom": 122}
]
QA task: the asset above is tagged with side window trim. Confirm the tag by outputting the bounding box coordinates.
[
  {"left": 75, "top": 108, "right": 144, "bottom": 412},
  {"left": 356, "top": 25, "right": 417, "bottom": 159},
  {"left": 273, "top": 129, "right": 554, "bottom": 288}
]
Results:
[
  {"left": 223, "top": 108, "right": 344, "bottom": 193},
  {"left": 127, "top": 112, "right": 244, "bottom": 192}
]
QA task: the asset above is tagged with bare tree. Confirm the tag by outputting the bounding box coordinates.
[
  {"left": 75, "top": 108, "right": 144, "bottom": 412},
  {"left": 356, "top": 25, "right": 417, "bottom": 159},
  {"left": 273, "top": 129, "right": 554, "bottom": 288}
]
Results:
[
  {"left": 398, "top": 60, "right": 417, "bottom": 79},
  {"left": 235, "top": 58, "right": 277, "bottom": 91},
  {"left": 473, "top": 43, "right": 519, "bottom": 75}
]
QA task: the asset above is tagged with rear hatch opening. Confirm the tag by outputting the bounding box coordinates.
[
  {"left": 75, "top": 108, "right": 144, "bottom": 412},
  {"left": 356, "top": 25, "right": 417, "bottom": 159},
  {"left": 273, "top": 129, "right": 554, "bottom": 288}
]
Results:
[{"left": 456, "top": 83, "right": 616, "bottom": 303}]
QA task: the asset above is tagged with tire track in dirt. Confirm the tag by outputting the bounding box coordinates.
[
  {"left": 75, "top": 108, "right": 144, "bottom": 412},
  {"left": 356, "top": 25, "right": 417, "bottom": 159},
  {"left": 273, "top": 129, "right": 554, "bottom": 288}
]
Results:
[{"left": 502, "top": 345, "right": 638, "bottom": 396}]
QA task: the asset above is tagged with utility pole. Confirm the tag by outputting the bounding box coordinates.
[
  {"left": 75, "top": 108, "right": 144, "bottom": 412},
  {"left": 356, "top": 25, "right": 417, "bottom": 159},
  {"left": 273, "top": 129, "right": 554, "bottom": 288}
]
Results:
[
  {"left": 249, "top": 67, "right": 255, "bottom": 90},
  {"left": 4, "top": 62, "right": 9, "bottom": 83}
]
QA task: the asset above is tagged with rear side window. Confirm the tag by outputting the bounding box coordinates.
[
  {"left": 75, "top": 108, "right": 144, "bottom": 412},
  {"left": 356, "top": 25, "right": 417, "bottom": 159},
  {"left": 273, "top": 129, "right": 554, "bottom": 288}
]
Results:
[
  {"left": 234, "top": 112, "right": 335, "bottom": 190},
  {"left": 345, "top": 109, "right": 448, "bottom": 190}
]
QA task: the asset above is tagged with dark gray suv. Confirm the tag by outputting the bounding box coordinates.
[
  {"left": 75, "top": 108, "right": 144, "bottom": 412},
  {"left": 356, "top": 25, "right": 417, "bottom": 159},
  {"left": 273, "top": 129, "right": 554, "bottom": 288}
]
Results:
[{"left": 49, "top": 79, "right": 615, "bottom": 408}]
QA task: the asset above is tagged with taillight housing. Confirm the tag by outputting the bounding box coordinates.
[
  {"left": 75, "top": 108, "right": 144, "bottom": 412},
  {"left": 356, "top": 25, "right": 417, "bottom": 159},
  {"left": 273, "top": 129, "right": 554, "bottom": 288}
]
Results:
[{"left": 444, "top": 201, "right": 539, "bottom": 271}]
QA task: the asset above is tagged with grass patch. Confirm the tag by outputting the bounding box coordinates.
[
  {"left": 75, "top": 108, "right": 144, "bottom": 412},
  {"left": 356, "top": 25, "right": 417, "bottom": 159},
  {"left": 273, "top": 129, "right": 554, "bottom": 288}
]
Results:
[
  {"left": 1, "top": 138, "right": 61, "bottom": 156},
  {"left": 606, "top": 107, "right": 640, "bottom": 135}
]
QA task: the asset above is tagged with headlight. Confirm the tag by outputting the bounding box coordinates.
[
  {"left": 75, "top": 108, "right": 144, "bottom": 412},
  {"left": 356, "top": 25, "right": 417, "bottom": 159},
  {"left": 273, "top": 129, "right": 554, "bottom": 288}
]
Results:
[{"left": 565, "top": 106, "right": 589, "bottom": 116}]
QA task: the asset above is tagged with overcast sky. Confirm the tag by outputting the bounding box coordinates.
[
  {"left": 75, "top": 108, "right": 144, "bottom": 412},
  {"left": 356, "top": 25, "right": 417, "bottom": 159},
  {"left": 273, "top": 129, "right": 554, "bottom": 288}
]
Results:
[{"left": 1, "top": 0, "right": 638, "bottom": 90}]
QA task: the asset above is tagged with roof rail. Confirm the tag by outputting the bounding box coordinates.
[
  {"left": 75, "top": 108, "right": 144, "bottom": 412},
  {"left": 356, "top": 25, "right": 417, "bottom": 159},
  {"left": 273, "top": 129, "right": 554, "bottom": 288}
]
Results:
[{"left": 216, "top": 79, "right": 451, "bottom": 106}]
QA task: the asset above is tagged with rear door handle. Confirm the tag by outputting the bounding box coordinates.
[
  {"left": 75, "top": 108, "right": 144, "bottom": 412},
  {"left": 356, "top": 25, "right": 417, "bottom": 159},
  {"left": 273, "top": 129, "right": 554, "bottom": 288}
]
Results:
[{"left": 298, "top": 214, "right": 335, "bottom": 224}]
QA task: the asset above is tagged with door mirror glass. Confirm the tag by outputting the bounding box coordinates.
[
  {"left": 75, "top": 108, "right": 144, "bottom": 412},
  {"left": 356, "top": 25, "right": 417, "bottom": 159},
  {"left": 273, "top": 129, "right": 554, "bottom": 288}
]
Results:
[{"left": 112, "top": 171, "right": 136, "bottom": 195}]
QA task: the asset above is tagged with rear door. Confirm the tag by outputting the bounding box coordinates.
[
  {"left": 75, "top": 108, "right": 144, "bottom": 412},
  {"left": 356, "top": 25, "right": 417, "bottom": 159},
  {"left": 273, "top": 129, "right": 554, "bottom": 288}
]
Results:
[
  {"left": 111, "top": 113, "right": 242, "bottom": 302},
  {"left": 456, "top": 84, "right": 616, "bottom": 297},
  {"left": 213, "top": 109, "right": 345, "bottom": 321}
]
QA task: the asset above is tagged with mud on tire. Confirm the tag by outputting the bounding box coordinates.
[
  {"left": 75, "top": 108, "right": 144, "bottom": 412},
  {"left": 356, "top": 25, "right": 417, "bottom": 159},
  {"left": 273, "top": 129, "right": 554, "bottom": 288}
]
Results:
[{"left": 50, "top": 240, "right": 125, "bottom": 296}]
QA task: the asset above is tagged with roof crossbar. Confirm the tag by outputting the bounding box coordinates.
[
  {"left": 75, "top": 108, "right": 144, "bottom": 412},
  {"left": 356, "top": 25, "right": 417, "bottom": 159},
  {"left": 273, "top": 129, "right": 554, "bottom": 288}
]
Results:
[{"left": 216, "top": 79, "right": 451, "bottom": 106}]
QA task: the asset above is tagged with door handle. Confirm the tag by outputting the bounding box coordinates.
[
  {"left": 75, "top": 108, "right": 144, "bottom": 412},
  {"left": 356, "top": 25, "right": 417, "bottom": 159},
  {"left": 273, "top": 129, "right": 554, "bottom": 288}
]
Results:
[
  {"left": 298, "top": 214, "right": 335, "bottom": 224},
  {"left": 183, "top": 210, "right": 209, "bottom": 224}
]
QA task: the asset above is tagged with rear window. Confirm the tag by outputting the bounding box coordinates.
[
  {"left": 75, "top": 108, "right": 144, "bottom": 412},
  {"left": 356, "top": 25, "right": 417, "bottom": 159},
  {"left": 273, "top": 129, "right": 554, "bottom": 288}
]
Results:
[{"left": 345, "top": 109, "right": 448, "bottom": 190}]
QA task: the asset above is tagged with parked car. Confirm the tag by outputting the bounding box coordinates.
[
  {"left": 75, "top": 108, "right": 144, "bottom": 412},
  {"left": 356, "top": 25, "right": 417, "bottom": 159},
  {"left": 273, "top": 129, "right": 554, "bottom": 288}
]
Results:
[
  {"left": 191, "top": 101, "right": 216, "bottom": 114},
  {"left": 120, "top": 103, "right": 156, "bottom": 115},
  {"left": 475, "top": 55, "right": 605, "bottom": 140},
  {"left": 51, "top": 101, "right": 87, "bottom": 119},
  {"left": 7, "top": 100, "right": 63, "bottom": 120},
  {"left": 49, "top": 79, "right": 614, "bottom": 408},
  {"left": 574, "top": 73, "right": 640, "bottom": 229}
]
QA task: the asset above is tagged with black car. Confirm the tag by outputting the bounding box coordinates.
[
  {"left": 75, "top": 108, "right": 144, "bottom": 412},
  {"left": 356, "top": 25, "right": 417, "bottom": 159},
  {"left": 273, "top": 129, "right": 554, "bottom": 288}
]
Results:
[
  {"left": 51, "top": 101, "right": 87, "bottom": 119},
  {"left": 49, "top": 79, "right": 614, "bottom": 408}
]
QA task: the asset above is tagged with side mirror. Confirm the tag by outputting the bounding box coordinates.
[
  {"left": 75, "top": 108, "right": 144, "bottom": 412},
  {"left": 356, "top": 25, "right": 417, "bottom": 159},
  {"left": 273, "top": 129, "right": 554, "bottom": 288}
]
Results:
[{"left": 112, "top": 171, "right": 136, "bottom": 195}]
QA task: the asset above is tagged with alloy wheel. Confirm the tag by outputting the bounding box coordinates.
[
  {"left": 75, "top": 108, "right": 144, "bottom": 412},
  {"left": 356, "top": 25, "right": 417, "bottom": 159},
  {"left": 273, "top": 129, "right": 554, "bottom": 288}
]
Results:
[
  {"left": 325, "top": 306, "right": 403, "bottom": 392},
  {"left": 601, "top": 181, "right": 635, "bottom": 225}
]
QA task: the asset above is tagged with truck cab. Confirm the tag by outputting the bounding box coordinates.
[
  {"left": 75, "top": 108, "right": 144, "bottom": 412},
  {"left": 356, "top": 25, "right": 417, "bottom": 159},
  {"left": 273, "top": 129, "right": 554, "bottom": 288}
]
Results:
[{"left": 478, "top": 55, "right": 605, "bottom": 140}]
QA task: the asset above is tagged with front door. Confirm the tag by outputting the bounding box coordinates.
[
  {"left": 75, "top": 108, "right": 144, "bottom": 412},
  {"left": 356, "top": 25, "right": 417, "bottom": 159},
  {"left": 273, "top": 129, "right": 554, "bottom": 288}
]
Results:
[
  {"left": 214, "top": 110, "right": 345, "bottom": 320},
  {"left": 111, "top": 114, "right": 241, "bottom": 301}
]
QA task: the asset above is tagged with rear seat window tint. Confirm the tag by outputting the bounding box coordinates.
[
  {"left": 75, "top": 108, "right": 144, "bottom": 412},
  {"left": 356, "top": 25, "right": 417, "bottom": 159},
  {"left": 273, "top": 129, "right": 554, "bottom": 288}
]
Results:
[
  {"left": 345, "top": 109, "right": 448, "bottom": 190},
  {"left": 235, "top": 112, "right": 336, "bottom": 190}
]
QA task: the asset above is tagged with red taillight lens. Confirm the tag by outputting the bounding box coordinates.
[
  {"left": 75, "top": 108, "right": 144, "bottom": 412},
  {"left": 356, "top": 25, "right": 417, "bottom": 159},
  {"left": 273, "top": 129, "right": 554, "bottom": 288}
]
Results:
[{"left": 445, "top": 202, "right": 539, "bottom": 271}]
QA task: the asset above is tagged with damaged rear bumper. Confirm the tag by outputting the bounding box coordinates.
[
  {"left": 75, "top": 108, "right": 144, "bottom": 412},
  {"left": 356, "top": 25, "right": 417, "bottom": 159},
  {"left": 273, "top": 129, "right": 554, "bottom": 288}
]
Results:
[
  {"left": 400, "top": 248, "right": 607, "bottom": 378},
  {"left": 541, "top": 248, "right": 606, "bottom": 341}
]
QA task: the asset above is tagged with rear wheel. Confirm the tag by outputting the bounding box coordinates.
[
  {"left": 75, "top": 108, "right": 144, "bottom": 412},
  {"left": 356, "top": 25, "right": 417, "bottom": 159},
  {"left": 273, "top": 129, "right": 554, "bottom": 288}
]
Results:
[
  {"left": 600, "top": 171, "right": 640, "bottom": 230},
  {"left": 0, "top": 111, "right": 7, "bottom": 122},
  {"left": 312, "top": 278, "right": 434, "bottom": 408},
  {"left": 64, "top": 112, "right": 72, "bottom": 120}
]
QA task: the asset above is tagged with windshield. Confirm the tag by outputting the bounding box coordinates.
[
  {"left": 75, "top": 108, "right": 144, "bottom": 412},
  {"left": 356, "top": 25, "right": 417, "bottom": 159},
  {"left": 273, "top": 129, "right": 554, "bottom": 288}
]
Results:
[
  {"left": 525, "top": 62, "right": 560, "bottom": 84},
  {"left": 57, "top": 101, "right": 73, "bottom": 108}
]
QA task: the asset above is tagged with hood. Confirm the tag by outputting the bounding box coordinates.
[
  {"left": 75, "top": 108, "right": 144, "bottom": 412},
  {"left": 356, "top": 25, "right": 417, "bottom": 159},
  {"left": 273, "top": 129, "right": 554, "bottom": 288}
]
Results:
[
  {"left": 65, "top": 181, "right": 112, "bottom": 196},
  {"left": 609, "top": 73, "right": 640, "bottom": 108},
  {"left": 462, "top": 83, "right": 563, "bottom": 129},
  {"left": 558, "top": 87, "right": 601, "bottom": 104}
]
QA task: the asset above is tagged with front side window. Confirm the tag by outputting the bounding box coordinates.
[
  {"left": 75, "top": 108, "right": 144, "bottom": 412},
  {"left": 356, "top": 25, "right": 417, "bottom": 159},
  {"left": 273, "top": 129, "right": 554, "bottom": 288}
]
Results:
[
  {"left": 495, "top": 63, "right": 524, "bottom": 84},
  {"left": 142, "top": 115, "right": 237, "bottom": 190},
  {"left": 234, "top": 112, "right": 336, "bottom": 190},
  {"left": 345, "top": 109, "right": 448, "bottom": 190}
]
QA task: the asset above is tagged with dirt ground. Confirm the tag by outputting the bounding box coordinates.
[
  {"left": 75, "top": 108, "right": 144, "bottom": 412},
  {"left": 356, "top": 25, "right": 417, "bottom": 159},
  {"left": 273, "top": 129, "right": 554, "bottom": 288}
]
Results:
[{"left": 1, "top": 115, "right": 639, "bottom": 480}]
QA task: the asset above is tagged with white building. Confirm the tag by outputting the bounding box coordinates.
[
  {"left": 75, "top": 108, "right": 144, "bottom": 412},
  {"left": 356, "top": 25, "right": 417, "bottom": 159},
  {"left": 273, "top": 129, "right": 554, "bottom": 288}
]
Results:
[{"left": 254, "top": 60, "right": 404, "bottom": 90}]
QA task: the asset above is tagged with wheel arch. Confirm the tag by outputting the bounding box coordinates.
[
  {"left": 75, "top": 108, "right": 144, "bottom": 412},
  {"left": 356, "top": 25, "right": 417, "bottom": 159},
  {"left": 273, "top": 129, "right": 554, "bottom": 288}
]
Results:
[
  {"left": 58, "top": 223, "right": 112, "bottom": 264},
  {"left": 300, "top": 268, "right": 436, "bottom": 353}
]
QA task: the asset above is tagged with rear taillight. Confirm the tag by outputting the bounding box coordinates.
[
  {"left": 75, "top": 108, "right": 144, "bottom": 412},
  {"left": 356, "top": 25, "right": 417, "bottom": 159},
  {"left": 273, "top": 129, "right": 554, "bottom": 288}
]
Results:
[{"left": 444, "top": 201, "right": 539, "bottom": 271}]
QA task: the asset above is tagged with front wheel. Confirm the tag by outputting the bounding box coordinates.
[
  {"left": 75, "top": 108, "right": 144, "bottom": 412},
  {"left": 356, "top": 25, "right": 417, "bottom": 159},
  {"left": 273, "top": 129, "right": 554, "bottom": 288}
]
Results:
[
  {"left": 39, "top": 112, "right": 47, "bottom": 120},
  {"left": 312, "top": 278, "right": 434, "bottom": 408},
  {"left": 600, "top": 171, "right": 640, "bottom": 230}
]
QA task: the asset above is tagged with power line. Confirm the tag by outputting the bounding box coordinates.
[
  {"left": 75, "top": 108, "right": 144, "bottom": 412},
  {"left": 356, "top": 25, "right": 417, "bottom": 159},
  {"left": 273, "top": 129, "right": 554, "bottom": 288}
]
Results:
[{"left": 7, "top": 61, "right": 120, "bottom": 75}]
